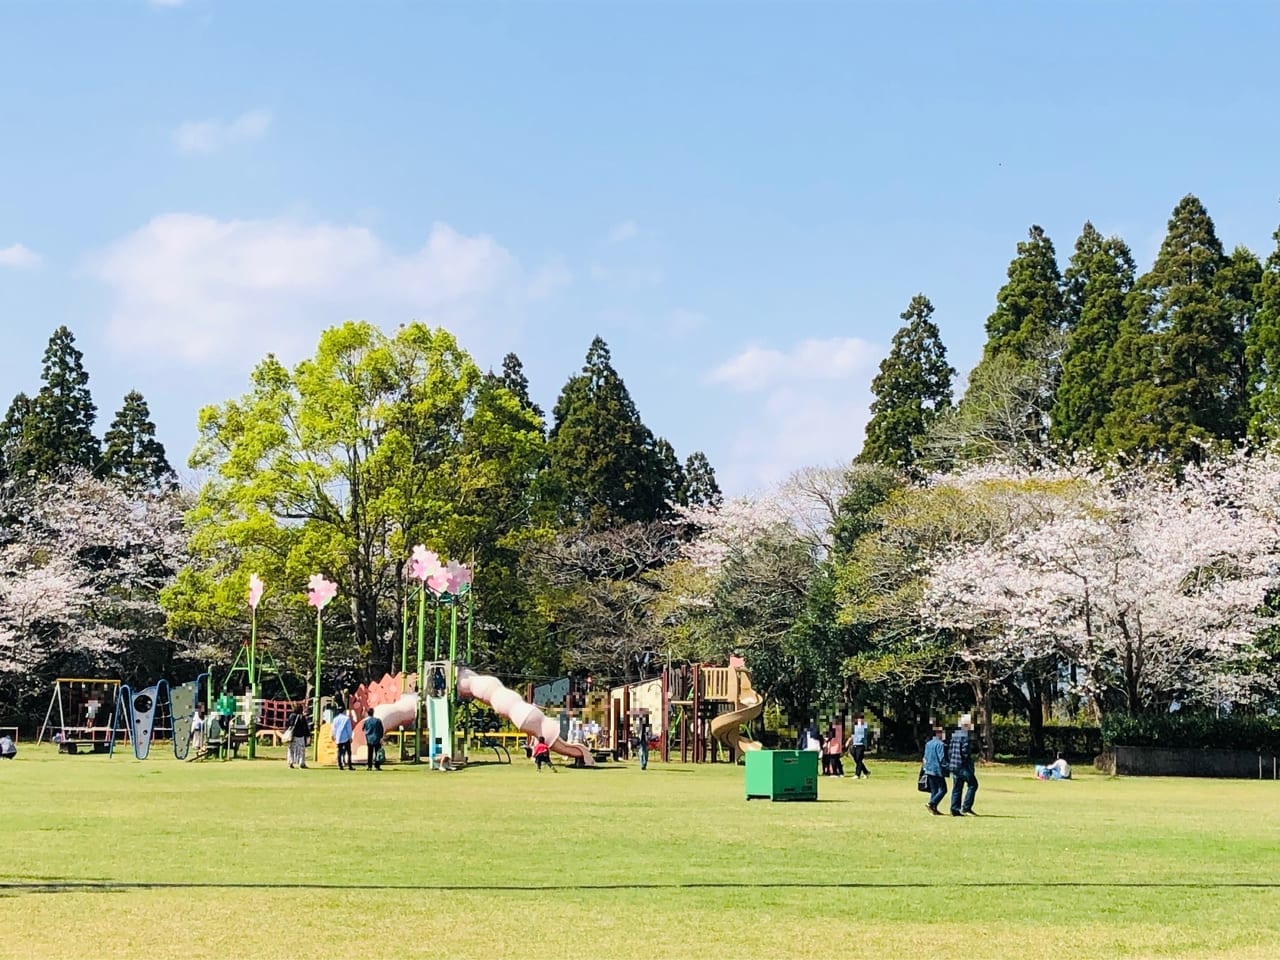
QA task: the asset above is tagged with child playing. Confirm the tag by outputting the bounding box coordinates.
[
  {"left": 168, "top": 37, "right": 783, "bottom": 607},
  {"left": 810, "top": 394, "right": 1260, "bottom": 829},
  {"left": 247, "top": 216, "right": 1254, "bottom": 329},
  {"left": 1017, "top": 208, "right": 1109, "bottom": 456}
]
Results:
[{"left": 533, "top": 736, "right": 551, "bottom": 770}]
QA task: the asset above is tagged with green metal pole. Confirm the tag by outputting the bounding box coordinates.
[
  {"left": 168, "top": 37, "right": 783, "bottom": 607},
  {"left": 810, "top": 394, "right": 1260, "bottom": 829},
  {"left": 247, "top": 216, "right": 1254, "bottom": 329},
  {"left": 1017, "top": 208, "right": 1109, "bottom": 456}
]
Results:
[
  {"left": 415, "top": 584, "right": 426, "bottom": 763},
  {"left": 312, "top": 608, "right": 323, "bottom": 761},
  {"left": 465, "top": 584, "right": 473, "bottom": 664},
  {"left": 400, "top": 593, "right": 409, "bottom": 693},
  {"left": 247, "top": 607, "right": 258, "bottom": 759},
  {"left": 434, "top": 603, "right": 442, "bottom": 660},
  {"left": 449, "top": 598, "right": 458, "bottom": 663}
]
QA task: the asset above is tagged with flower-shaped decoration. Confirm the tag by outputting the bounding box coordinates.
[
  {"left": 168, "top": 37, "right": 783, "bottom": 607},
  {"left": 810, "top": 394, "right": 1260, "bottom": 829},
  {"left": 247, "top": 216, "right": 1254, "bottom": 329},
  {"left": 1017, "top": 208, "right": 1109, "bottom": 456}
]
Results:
[
  {"left": 248, "top": 573, "right": 265, "bottom": 610},
  {"left": 307, "top": 574, "right": 338, "bottom": 610},
  {"left": 408, "top": 545, "right": 444, "bottom": 584},
  {"left": 445, "top": 559, "right": 473, "bottom": 594}
]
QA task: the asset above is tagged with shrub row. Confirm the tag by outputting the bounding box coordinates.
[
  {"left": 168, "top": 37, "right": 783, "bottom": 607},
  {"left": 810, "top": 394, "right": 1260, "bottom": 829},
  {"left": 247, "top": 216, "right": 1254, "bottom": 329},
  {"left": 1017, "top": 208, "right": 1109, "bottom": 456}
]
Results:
[
  {"left": 1101, "top": 712, "right": 1280, "bottom": 752},
  {"left": 989, "top": 722, "right": 1102, "bottom": 759}
]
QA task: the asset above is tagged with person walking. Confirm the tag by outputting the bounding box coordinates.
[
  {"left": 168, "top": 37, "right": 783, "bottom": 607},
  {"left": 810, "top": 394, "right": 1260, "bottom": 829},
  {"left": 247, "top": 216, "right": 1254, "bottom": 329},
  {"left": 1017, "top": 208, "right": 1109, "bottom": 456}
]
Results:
[
  {"left": 824, "top": 726, "right": 844, "bottom": 776},
  {"left": 922, "top": 725, "right": 948, "bottom": 815},
  {"left": 331, "top": 707, "right": 354, "bottom": 770},
  {"left": 848, "top": 714, "right": 871, "bottom": 779},
  {"left": 286, "top": 708, "right": 310, "bottom": 768},
  {"left": 637, "top": 717, "right": 651, "bottom": 770},
  {"left": 362, "top": 707, "right": 384, "bottom": 771},
  {"left": 949, "top": 714, "right": 979, "bottom": 816}
]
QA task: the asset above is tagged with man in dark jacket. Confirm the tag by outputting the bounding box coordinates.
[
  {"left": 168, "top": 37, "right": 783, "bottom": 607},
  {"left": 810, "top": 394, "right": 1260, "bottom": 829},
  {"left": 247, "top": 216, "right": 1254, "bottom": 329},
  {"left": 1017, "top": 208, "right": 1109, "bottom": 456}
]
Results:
[
  {"left": 949, "top": 714, "right": 978, "bottom": 816},
  {"left": 362, "top": 708, "right": 384, "bottom": 771}
]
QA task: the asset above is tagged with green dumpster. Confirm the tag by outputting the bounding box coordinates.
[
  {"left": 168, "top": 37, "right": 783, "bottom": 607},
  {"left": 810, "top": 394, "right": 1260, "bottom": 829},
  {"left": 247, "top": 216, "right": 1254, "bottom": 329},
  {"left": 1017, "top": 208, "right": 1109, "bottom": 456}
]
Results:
[{"left": 744, "top": 749, "right": 818, "bottom": 801}]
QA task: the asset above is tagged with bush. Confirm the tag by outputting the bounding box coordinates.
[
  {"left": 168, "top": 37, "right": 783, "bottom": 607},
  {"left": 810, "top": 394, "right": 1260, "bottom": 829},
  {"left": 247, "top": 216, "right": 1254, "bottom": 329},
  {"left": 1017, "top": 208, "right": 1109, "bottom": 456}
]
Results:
[
  {"left": 1101, "top": 712, "right": 1280, "bottom": 752},
  {"left": 990, "top": 722, "right": 1102, "bottom": 759}
]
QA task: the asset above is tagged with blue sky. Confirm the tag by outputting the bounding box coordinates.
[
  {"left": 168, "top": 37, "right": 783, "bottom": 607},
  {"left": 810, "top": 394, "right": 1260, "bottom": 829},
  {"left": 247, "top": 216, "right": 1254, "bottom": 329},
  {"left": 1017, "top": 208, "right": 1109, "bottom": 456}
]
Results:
[{"left": 2, "top": 1, "right": 1279, "bottom": 494}]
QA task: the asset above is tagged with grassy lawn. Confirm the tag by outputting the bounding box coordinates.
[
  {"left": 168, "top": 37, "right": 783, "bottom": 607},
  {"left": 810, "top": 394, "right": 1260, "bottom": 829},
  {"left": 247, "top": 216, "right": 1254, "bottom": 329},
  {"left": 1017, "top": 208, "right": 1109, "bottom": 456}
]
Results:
[{"left": 3, "top": 745, "right": 1279, "bottom": 959}]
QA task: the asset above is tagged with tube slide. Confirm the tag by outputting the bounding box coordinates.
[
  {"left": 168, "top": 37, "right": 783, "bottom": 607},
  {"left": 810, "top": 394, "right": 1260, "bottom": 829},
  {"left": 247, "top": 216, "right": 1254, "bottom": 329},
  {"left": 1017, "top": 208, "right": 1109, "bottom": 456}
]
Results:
[
  {"left": 373, "top": 692, "right": 419, "bottom": 732},
  {"left": 710, "top": 669, "right": 765, "bottom": 759},
  {"left": 457, "top": 667, "right": 595, "bottom": 766}
]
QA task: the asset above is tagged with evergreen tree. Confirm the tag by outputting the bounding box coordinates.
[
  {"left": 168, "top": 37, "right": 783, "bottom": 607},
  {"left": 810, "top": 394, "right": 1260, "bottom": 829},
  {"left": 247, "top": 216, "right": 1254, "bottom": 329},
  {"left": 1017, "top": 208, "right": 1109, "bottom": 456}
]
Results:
[
  {"left": 0, "top": 392, "right": 34, "bottom": 483},
  {"left": 98, "top": 390, "right": 176, "bottom": 491},
  {"left": 961, "top": 226, "right": 1065, "bottom": 448},
  {"left": 1246, "top": 227, "right": 1280, "bottom": 442},
  {"left": 1100, "top": 195, "right": 1231, "bottom": 461},
  {"left": 1050, "top": 224, "right": 1136, "bottom": 450},
  {"left": 858, "top": 294, "right": 954, "bottom": 470},
  {"left": 653, "top": 437, "right": 686, "bottom": 507},
  {"left": 24, "top": 326, "right": 100, "bottom": 477},
  {"left": 547, "top": 336, "right": 674, "bottom": 527},
  {"left": 682, "top": 451, "right": 722, "bottom": 507},
  {"left": 496, "top": 351, "right": 543, "bottom": 421},
  {"left": 977, "top": 225, "right": 1067, "bottom": 362},
  {"left": 1217, "top": 245, "right": 1262, "bottom": 442}
]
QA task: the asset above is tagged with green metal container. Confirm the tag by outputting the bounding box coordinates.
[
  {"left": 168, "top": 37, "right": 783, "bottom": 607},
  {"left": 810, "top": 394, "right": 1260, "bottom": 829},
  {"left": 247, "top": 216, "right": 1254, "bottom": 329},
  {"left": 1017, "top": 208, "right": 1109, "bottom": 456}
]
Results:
[{"left": 744, "top": 749, "right": 819, "bottom": 801}]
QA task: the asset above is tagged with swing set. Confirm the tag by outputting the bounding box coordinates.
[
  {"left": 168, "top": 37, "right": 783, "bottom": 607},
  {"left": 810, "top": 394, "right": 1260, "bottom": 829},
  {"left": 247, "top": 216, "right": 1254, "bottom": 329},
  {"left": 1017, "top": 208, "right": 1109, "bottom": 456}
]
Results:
[{"left": 37, "top": 678, "right": 121, "bottom": 754}]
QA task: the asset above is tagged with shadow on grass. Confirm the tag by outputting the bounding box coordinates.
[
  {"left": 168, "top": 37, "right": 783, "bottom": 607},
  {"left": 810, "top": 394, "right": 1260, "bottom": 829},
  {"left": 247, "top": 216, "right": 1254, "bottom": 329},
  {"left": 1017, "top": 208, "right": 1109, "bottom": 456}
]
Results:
[{"left": 4, "top": 878, "right": 1279, "bottom": 895}]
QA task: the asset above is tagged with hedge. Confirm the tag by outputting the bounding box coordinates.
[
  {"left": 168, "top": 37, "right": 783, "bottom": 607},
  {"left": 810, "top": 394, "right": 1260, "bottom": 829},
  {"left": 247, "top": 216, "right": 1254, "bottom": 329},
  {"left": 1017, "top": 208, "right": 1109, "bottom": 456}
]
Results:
[
  {"left": 1101, "top": 712, "right": 1280, "bottom": 752},
  {"left": 989, "top": 722, "right": 1102, "bottom": 758}
]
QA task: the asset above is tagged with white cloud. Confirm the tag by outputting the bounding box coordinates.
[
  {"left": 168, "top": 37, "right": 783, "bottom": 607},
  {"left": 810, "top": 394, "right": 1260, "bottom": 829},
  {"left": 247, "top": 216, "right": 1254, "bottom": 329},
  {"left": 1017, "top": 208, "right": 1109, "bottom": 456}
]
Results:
[
  {"left": 0, "top": 243, "right": 41, "bottom": 269},
  {"left": 91, "top": 213, "right": 522, "bottom": 367},
  {"left": 708, "top": 336, "right": 878, "bottom": 392},
  {"left": 607, "top": 220, "right": 638, "bottom": 243},
  {"left": 173, "top": 109, "right": 271, "bottom": 155},
  {"left": 708, "top": 336, "right": 881, "bottom": 493}
]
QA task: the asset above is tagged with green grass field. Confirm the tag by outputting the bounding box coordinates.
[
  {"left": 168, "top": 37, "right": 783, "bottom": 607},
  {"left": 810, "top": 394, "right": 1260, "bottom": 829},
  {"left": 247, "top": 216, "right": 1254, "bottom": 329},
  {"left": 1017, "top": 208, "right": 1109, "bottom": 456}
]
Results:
[{"left": 3, "top": 745, "right": 1279, "bottom": 959}]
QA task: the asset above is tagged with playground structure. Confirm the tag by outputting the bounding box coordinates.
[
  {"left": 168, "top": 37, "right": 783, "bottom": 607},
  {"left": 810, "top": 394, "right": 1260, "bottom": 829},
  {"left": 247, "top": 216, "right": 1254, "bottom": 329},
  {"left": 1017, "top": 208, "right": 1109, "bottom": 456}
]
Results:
[
  {"left": 37, "top": 679, "right": 120, "bottom": 753},
  {"left": 108, "top": 674, "right": 207, "bottom": 760},
  {"left": 307, "top": 546, "right": 596, "bottom": 769},
  {"left": 604, "top": 659, "right": 766, "bottom": 764}
]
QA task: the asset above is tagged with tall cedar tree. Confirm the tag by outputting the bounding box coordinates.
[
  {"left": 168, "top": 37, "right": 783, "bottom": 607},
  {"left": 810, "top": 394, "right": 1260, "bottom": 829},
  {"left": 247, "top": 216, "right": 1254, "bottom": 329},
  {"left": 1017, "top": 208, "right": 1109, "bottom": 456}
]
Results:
[
  {"left": 682, "top": 451, "right": 722, "bottom": 507},
  {"left": 1246, "top": 227, "right": 1280, "bottom": 441},
  {"left": 495, "top": 351, "right": 544, "bottom": 421},
  {"left": 24, "top": 326, "right": 100, "bottom": 477},
  {"left": 1099, "top": 195, "right": 1233, "bottom": 461},
  {"left": 98, "top": 390, "right": 176, "bottom": 491},
  {"left": 547, "top": 337, "right": 675, "bottom": 527},
  {"left": 1050, "top": 224, "right": 1136, "bottom": 450},
  {"left": 858, "top": 294, "right": 954, "bottom": 470},
  {"left": 962, "top": 226, "right": 1065, "bottom": 445},
  {"left": 1217, "top": 246, "right": 1263, "bottom": 441},
  {"left": 0, "top": 392, "right": 34, "bottom": 482}
]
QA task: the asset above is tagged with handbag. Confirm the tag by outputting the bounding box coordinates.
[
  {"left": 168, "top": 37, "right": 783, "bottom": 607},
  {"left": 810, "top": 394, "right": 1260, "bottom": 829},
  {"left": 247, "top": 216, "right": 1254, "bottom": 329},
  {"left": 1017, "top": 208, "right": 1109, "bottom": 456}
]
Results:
[
  {"left": 280, "top": 729, "right": 293, "bottom": 743},
  {"left": 375, "top": 745, "right": 386, "bottom": 765},
  {"left": 916, "top": 767, "right": 930, "bottom": 792}
]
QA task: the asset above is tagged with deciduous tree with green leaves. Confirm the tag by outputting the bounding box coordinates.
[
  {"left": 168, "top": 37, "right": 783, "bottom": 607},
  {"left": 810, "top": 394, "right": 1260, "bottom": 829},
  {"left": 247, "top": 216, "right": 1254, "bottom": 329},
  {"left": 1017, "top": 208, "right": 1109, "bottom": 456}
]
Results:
[{"left": 164, "top": 321, "right": 544, "bottom": 678}]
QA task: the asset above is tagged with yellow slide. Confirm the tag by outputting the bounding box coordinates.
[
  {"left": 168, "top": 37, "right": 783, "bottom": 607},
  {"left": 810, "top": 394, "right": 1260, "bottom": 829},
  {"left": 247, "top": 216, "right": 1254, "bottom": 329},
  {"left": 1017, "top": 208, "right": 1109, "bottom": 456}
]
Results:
[{"left": 710, "top": 669, "right": 764, "bottom": 760}]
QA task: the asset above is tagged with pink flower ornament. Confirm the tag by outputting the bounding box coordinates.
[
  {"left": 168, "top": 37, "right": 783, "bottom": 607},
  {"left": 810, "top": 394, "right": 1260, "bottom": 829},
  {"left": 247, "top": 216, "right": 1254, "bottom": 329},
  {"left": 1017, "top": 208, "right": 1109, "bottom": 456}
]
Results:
[
  {"left": 408, "top": 545, "right": 444, "bottom": 584},
  {"left": 247, "top": 573, "right": 265, "bottom": 610},
  {"left": 307, "top": 574, "right": 338, "bottom": 610}
]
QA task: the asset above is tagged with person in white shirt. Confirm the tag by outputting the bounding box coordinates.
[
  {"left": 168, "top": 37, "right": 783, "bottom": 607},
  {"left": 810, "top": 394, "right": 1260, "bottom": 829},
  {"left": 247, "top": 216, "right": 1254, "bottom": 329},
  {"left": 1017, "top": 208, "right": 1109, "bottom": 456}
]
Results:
[
  {"left": 330, "top": 708, "right": 354, "bottom": 770},
  {"left": 188, "top": 705, "right": 206, "bottom": 760},
  {"left": 0, "top": 735, "right": 15, "bottom": 759}
]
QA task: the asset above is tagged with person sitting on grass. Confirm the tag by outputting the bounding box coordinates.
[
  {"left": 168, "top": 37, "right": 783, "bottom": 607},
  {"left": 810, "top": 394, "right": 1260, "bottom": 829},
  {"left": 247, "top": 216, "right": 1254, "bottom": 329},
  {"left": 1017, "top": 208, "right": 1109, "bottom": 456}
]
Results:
[
  {"left": 533, "top": 736, "right": 551, "bottom": 770},
  {"left": 0, "top": 734, "right": 15, "bottom": 759}
]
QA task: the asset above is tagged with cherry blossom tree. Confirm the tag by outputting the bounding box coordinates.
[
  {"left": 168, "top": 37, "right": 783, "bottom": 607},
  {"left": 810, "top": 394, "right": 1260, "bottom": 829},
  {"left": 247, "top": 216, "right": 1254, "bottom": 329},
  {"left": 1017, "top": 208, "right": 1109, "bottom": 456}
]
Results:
[{"left": 921, "top": 455, "right": 1280, "bottom": 718}]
